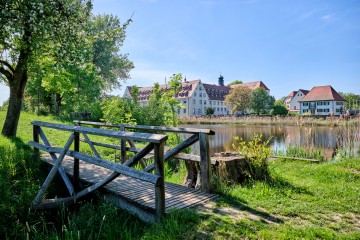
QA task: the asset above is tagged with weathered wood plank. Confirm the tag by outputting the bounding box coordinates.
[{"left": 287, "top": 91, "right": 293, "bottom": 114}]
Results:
[
  {"left": 32, "top": 121, "right": 168, "bottom": 143},
  {"left": 154, "top": 142, "right": 165, "bottom": 221},
  {"left": 29, "top": 142, "right": 160, "bottom": 185},
  {"left": 199, "top": 133, "right": 211, "bottom": 193},
  {"left": 33, "top": 134, "right": 75, "bottom": 204},
  {"left": 38, "top": 128, "right": 75, "bottom": 196},
  {"left": 75, "top": 120, "right": 215, "bottom": 135}
]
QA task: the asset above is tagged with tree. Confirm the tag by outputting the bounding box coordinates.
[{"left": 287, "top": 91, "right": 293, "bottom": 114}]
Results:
[
  {"left": 227, "top": 80, "right": 243, "bottom": 86},
  {"left": 249, "top": 88, "right": 273, "bottom": 115},
  {"left": 0, "top": 0, "right": 92, "bottom": 137},
  {"left": 272, "top": 100, "right": 288, "bottom": 116},
  {"left": 339, "top": 92, "right": 360, "bottom": 110},
  {"left": 225, "top": 86, "right": 252, "bottom": 114},
  {"left": 205, "top": 107, "right": 215, "bottom": 116},
  {"left": 91, "top": 14, "right": 134, "bottom": 91}
]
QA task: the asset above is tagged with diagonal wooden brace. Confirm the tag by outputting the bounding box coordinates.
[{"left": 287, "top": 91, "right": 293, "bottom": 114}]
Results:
[
  {"left": 33, "top": 133, "right": 75, "bottom": 205},
  {"left": 38, "top": 128, "right": 75, "bottom": 196}
]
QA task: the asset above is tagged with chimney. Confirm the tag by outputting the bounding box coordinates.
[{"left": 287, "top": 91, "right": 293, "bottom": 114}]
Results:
[{"left": 218, "top": 74, "right": 224, "bottom": 86}]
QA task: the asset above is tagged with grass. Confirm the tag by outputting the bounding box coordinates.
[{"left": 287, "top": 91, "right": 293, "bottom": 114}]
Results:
[{"left": 1, "top": 110, "right": 360, "bottom": 239}]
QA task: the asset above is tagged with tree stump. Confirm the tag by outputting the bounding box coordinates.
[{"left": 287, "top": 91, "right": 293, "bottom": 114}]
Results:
[{"left": 212, "top": 152, "right": 249, "bottom": 184}]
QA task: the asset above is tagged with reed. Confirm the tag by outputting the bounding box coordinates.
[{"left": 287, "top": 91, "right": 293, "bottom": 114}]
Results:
[{"left": 180, "top": 115, "right": 360, "bottom": 127}]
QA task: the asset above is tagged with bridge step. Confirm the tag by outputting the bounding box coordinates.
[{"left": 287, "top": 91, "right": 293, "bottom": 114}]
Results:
[{"left": 41, "top": 155, "right": 217, "bottom": 221}]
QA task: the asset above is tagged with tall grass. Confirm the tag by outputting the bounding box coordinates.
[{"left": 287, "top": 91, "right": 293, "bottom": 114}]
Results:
[{"left": 180, "top": 115, "right": 360, "bottom": 127}]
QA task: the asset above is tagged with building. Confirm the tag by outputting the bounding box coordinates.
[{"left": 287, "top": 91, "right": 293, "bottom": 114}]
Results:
[
  {"left": 299, "top": 85, "right": 347, "bottom": 115},
  {"left": 123, "top": 76, "right": 270, "bottom": 117},
  {"left": 284, "top": 89, "right": 309, "bottom": 113},
  {"left": 231, "top": 81, "right": 270, "bottom": 94}
]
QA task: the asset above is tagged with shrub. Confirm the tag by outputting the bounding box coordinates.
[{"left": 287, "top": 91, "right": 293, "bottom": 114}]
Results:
[{"left": 232, "top": 134, "right": 271, "bottom": 180}]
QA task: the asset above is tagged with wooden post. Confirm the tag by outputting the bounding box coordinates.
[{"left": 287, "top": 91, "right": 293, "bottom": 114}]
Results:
[
  {"left": 33, "top": 125, "right": 40, "bottom": 158},
  {"left": 120, "top": 126, "right": 126, "bottom": 164},
  {"left": 154, "top": 142, "right": 165, "bottom": 222},
  {"left": 199, "top": 133, "right": 211, "bottom": 193},
  {"left": 74, "top": 131, "right": 80, "bottom": 191}
]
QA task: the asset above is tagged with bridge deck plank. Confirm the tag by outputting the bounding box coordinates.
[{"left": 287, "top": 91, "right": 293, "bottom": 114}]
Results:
[{"left": 41, "top": 155, "right": 216, "bottom": 213}]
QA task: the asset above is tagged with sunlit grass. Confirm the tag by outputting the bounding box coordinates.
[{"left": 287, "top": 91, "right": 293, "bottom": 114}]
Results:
[{"left": 1, "top": 111, "right": 359, "bottom": 239}]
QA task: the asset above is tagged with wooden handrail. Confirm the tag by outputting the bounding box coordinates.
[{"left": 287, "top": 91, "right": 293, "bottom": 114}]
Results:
[
  {"left": 74, "top": 120, "right": 215, "bottom": 135},
  {"left": 32, "top": 121, "right": 168, "bottom": 143}
]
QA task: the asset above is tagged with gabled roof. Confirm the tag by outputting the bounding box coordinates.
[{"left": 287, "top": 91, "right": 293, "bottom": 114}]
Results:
[
  {"left": 299, "top": 85, "right": 346, "bottom": 102},
  {"left": 286, "top": 91, "right": 297, "bottom": 98},
  {"left": 126, "top": 80, "right": 200, "bottom": 101},
  {"left": 298, "top": 89, "right": 309, "bottom": 95},
  {"left": 231, "top": 81, "right": 270, "bottom": 91},
  {"left": 202, "top": 84, "right": 230, "bottom": 101}
]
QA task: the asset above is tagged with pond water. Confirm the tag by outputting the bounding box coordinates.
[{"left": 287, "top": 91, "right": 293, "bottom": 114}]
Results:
[{"left": 180, "top": 124, "right": 348, "bottom": 156}]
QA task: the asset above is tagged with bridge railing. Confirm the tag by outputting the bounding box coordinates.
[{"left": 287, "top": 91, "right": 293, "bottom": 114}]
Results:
[
  {"left": 29, "top": 121, "right": 168, "bottom": 221},
  {"left": 74, "top": 120, "right": 215, "bottom": 193}
]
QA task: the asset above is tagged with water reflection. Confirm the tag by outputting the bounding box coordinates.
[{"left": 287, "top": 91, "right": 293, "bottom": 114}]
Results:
[{"left": 180, "top": 124, "right": 341, "bottom": 156}]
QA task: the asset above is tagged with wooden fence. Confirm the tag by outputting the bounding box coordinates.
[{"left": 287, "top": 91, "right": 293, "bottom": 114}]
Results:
[{"left": 74, "top": 120, "right": 216, "bottom": 193}]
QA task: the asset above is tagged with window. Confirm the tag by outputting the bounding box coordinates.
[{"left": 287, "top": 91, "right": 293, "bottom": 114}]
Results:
[
  {"left": 221, "top": 108, "right": 223, "bottom": 111},
  {"left": 204, "top": 101, "right": 206, "bottom": 105},
  {"left": 183, "top": 108, "right": 186, "bottom": 113},
  {"left": 192, "top": 108, "right": 195, "bottom": 114},
  {"left": 217, "top": 107, "right": 219, "bottom": 111},
  {"left": 194, "top": 92, "right": 196, "bottom": 97},
  {"left": 199, "top": 93, "right": 202, "bottom": 97},
  {"left": 199, "top": 100, "right": 202, "bottom": 104},
  {"left": 183, "top": 100, "right": 187, "bottom": 104},
  {"left": 177, "top": 109, "right": 180, "bottom": 114},
  {"left": 193, "top": 99, "right": 196, "bottom": 104},
  {"left": 198, "top": 109, "right": 201, "bottom": 114},
  {"left": 209, "top": 101, "right": 212, "bottom": 105},
  {"left": 294, "top": 106, "right": 296, "bottom": 110},
  {"left": 221, "top": 102, "right": 223, "bottom": 106},
  {"left": 199, "top": 87, "right": 202, "bottom": 90}
]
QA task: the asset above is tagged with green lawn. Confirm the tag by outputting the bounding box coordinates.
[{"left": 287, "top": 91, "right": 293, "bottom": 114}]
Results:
[{"left": 0, "top": 111, "right": 359, "bottom": 239}]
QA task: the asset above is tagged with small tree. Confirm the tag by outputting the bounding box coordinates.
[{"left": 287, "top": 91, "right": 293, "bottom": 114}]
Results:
[
  {"left": 272, "top": 100, "right": 288, "bottom": 116},
  {"left": 249, "top": 88, "right": 273, "bottom": 115},
  {"left": 225, "top": 86, "right": 251, "bottom": 115},
  {"left": 205, "top": 107, "right": 215, "bottom": 116}
]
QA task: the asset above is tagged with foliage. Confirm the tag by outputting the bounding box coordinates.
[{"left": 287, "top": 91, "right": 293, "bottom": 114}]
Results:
[
  {"left": 101, "top": 96, "right": 137, "bottom": 125},
  {"left": 0, "top": 0, "right": 93, "bottom": 136},
  {"left": 272, "top": 100, "right": 288, "bottom": 116},
  {"left": 205, "top": 107, "right": 215, "bottom": 116},
  {"left": 224, "top": 85, "right": 252, "bottom": 114},
  {"left": 339, "top": 92, "right": 360, "bottom": 110},
  {"left": 249, "top": 88, "right": 274, "bottom": 115},
  {"left": 101, "top": 74, "right": 183, "bottom": 127},
  {"left": 91, "top": 14, "right": 134, "bottom": 91},
  {"left": 232, "top": 134, "right": 271, "bottom": 180},
  {"left": 226, "top": 80, "right": 243, "bottom": 86}
]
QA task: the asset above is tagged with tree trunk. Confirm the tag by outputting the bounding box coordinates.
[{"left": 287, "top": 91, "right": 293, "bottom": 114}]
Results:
[
  {"left": 1, "top": 73, "right": 27, "bottom": 137},
  {"left": 1, "top": 47, "right": 29, "bottom": 137}
]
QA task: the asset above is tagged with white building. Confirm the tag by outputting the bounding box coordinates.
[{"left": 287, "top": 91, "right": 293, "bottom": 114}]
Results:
[
  {"left": 284, "top": 89, "right": 309, "bottom": 113},
  {"left": 123, "top": 76, "right": 270, "bottom": 117},
  {"left": 299, "top": 85, "right": 347, "bottom": 116}
]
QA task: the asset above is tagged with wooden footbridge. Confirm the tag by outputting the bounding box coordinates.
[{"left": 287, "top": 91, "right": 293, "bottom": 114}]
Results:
[{"left": 29, "top": 121, "right": 217, "bottom": 222}]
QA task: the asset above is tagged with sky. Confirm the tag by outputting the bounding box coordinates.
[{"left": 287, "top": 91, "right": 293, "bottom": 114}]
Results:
[{"left": 1, "top": 0, "right": 360, "bottom": 105}]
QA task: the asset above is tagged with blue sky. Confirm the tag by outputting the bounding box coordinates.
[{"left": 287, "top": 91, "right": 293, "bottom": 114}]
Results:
[{"left": 1, "top": 0, "right": 359, "bottom": 105}]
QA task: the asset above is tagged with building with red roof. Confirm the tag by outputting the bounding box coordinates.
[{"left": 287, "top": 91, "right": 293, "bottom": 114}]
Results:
[
  {"left": 123, "top": 75, "right": 271, "bottom": 117},
  {"left": 299, "top": 85, "right": 347, "bottom": 115}
]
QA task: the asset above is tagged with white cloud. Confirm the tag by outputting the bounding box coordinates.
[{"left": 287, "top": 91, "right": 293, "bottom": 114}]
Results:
[{"left": 321, "top": 14, "right": 333, "bottom": 22}]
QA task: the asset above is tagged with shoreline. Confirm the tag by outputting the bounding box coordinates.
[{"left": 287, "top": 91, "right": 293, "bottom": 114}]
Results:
[{"left": 179, "top": 115, "right": 360, "bottom": 127}]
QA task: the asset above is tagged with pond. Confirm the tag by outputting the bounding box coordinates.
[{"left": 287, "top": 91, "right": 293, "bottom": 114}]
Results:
[{"left": 179, "top": 124, "right": 359, "bottom": 157}]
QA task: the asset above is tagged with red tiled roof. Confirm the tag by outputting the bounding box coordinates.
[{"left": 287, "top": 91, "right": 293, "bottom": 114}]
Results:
[
  {"left": 202, "top": 84, "right": 231, "bottom": 100},
  {"left": 230, "top": 81, "right": 270, "bottom": 91},
  {"left": 299, "top": 85, "right": 346, "bottom": 102},
  {"left": 286, "top": 91, "right": 297, "bottom": 98},
  {"left": 298, "top": 89, "right": 309, "bottom": 95}
]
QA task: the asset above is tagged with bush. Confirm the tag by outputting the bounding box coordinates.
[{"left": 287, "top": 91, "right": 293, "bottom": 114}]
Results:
[{"left": 232, "top": 134, "right": 271, "bottom": 180}]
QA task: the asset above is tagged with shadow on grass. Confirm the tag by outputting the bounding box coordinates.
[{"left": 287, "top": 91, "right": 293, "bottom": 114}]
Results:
[{"left": 9, "top": 136, "right": 32, "bottom": 151}]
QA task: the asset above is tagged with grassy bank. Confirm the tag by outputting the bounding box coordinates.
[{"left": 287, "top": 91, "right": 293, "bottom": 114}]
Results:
[
  {"left": 180, "top": 115, "right": 360, "bottom": 127},
  {"left": 1, "top": 111, "right": 359, "bottom": 239}
]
